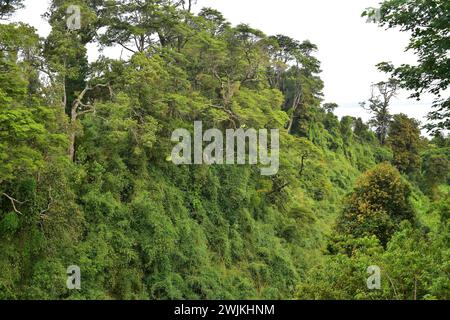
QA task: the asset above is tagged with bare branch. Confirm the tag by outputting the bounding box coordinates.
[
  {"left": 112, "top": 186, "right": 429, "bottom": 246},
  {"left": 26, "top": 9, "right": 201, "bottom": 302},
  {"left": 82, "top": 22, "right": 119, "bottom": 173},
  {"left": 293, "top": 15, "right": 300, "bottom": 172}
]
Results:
[
  {"left": 117, "top": 41, "right": 137, "bottom": 54},
  {"left": 2, "top": 193, "right": 25, "bottom": 215},
  {"left": 39, "top": 190, "right": 54, "bottom": 218},
  {"left": 69, "top": 82, "right": 113, "bottom": 161}
]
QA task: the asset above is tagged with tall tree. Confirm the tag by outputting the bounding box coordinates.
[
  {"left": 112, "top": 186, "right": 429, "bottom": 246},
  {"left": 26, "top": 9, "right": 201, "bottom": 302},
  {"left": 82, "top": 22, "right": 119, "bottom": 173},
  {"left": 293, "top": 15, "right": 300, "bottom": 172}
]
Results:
[
  {"left": 360, "top": 80, "right": 398, "bottom": 145},
  {"left": 44, "top": 0, "right": 105, "bottom": 160},
  {"left": 98, "top": 0, "right": 188, "bottom": 53},
  {"left": 366, "top": 0, "right": 450, "bottom": 133},
  {"left": 387, "top": 113, "right": 422, "bottom": 174},
  {"left": 268, "top": 37, "right": 323, "bottom": 135}
]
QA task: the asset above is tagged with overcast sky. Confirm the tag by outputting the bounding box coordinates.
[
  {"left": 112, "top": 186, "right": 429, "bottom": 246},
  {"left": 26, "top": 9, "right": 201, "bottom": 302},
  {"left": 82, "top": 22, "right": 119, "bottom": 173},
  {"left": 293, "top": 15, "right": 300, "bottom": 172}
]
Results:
[{"left": 9, "top": 0, "right": 437, "bottom": 126}]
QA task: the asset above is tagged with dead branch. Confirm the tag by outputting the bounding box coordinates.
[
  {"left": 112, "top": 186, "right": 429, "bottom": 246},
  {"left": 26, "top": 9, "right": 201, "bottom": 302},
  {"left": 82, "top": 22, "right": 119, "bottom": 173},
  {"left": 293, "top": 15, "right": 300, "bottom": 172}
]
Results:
[
  {"left": 68, "top": 83, "right": 113, "bottom": 161},
  {"left": 39, "top": 190, "right": 54, "bottom": 218},
  {"left": 2, "top": 193, "right": 25, "bottom": 215}
]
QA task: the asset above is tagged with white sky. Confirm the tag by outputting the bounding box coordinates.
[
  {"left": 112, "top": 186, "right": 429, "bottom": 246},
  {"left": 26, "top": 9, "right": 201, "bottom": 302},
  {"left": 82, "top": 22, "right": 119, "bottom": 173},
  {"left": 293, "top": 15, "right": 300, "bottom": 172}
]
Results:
[{"left": 8, "top": 0, "right": 438, "bottom": 126}]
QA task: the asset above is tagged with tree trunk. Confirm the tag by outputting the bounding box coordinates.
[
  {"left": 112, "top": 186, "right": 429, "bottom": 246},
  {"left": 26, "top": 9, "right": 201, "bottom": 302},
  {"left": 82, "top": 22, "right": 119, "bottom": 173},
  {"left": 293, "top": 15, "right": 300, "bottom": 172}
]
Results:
[
  {"left": 68, "top": 131, "right": 76, "bottom": 161},
  {"left": 68, "top": 102, "right": 78, "bottom": 161},
  {"left": 287, "top": 93, "right": 301, "bottom": 134}
]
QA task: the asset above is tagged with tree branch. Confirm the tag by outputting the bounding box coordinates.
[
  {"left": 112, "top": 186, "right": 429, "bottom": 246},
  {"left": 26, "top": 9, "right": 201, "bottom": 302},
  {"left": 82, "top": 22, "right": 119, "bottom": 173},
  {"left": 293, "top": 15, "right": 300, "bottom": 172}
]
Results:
[
  {"left": 209, "top": 104, "right": 240, "bottom": 128},
  {"left": 39, "top": 190, "right": 54, "bottom": 218},
  {"left": 2, "top": 193, "right": 25, "bottom": 215}
]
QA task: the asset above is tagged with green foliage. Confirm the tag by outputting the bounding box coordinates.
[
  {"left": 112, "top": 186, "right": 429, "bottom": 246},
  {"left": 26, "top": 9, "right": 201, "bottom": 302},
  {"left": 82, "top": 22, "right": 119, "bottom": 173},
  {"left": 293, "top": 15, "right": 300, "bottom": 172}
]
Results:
[
  {"left": 298, "top": 219, "right": 450, "bottom": 300},
  {"left": 336, "top": 163, "right": 415, "bottom": 245},
  {"left": 388, "top": 113, "right": 422, "bottom": 175},
  {"left": 421, "top": 146, "right": 450, "bottom": 197},
  {"left": 374, "top": 0, "right": 450, "bottom": 132}
]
